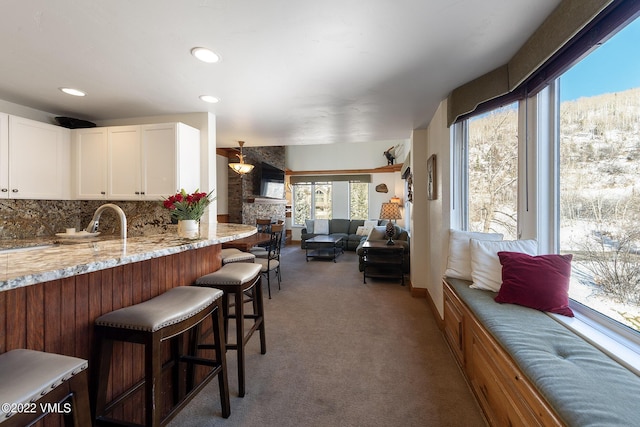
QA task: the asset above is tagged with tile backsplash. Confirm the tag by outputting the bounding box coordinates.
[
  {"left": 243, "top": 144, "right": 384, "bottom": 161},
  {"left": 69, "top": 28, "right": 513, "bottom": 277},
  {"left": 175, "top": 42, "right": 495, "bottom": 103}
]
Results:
[{"left": 0, "top": 199, "right": 173, "bottom": 240}]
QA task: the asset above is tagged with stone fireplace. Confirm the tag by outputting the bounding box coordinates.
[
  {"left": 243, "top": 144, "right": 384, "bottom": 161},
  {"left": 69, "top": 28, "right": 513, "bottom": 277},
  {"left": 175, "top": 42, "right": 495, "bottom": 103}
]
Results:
[{"left": 227, "top": 146, "right": 286, "bottom": 226}]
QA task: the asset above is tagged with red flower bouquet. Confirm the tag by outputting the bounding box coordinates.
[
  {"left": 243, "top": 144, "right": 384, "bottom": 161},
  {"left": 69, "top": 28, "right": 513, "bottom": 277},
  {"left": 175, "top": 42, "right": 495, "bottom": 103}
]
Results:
[{"left": 162, "top": 189, "right": 214, "bottom": 221}]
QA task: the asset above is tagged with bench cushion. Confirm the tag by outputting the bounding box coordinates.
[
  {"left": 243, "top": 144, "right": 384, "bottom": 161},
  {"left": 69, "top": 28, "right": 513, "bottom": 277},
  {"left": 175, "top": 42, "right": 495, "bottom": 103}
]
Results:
[{"left": 447, "top": 278, "right": 640, "bottom": 427}]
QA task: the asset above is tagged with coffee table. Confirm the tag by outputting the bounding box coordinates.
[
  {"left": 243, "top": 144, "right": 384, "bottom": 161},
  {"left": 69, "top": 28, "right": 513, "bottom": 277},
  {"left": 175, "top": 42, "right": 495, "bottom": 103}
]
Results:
[{"left": 305, "top": 235, "right": 344, "bottom": 262}]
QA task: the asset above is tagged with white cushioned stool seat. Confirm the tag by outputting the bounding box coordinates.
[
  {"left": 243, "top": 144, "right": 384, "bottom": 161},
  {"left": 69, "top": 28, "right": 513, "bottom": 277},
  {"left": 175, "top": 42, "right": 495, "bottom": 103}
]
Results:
[
  {"left": 0, "top": 349, "right": 89, "bottom": 426},
  {"left": 221, "top": 248, "right": 256, "bottom": 264},
  {"left": 196, "top": 263, "right": 262, "bottom": 286},
  {"left": 95, "top": 286, "right": 223, "bottom": 332}
]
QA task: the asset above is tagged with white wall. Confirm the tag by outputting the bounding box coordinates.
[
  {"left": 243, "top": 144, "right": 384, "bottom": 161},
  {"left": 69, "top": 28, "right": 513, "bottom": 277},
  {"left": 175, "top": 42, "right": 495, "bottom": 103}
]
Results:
[
  {"left": 216, "top": 154, "right": 229, "bottom": 215},
  {"left": 429, "top": 100, "right": 452, "bottom": 314},
  {"left": 410, "top": 130, "right": 429, "bottom": 291},
  {"left": 286, "top": 140, "right": 407, "bottom": 171},
  {"left": 0, "top": 99, "right": 61, "bottom": 124}
]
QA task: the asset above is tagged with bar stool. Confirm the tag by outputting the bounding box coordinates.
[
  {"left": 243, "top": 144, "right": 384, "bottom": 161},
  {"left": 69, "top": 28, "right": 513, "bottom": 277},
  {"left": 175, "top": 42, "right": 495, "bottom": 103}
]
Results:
[
  {"left": 195, "top": 262, "right": 265, "bottom": 397},
  {"left": 0, "top": 349, "right": 90, "bottom": 427},
  {"left": 91, "top": 286, "right": 230, "bottom": 426},
  {"left": 221, "top": 248, "right": 256, "bottom": 264}
]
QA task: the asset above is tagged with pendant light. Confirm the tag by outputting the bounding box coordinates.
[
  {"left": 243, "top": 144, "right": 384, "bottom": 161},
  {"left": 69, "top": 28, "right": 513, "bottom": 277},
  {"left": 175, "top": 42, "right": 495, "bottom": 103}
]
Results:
[{"left": 228, "top": 141, "right": 254, "bottom": 175}]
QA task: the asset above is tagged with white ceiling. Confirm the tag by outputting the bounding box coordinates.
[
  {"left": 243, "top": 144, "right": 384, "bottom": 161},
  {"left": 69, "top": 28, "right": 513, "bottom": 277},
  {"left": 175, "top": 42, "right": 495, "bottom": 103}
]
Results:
[{"left": 0, "top": 0, "right": 560, "bottom": 147}]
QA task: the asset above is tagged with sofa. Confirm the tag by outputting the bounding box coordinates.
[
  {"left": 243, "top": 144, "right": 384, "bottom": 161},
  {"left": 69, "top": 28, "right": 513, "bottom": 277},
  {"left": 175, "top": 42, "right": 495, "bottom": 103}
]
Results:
[
  {"left": 356, "top": 224, "right": 410, "bottom": 272},
  {"left": 300, "top": 219, "right": 372, "bottom": 251}
]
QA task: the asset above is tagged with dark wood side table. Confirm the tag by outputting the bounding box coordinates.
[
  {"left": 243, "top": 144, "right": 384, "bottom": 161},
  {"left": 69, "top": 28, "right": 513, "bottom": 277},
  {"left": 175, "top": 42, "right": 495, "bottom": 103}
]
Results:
[{"left": 361, "top": 240, "right": 405, "bottom": 285}]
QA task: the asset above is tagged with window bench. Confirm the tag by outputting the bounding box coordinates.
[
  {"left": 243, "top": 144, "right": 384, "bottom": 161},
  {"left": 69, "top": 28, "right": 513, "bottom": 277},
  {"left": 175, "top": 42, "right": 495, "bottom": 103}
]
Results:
[{"left": 443, "top": 278, "right": 640, "bottom": 427}]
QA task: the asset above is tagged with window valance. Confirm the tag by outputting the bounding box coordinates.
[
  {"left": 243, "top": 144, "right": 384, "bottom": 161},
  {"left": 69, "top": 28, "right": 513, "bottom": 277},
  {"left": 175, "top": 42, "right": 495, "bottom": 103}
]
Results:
[{"left": 447, "top": 0, "right": 616, "bottom": 126}]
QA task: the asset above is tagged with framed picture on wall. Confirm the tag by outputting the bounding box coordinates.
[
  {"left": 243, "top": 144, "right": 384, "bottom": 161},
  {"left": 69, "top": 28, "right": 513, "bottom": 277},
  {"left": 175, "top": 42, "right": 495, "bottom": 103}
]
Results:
[{"left": 427, "top": 154, "right": 437, "bottom": 200}]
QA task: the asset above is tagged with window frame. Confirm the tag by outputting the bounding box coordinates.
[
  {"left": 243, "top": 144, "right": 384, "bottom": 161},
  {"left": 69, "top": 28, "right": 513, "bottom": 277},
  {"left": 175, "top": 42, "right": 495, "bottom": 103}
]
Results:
[
  {"left": 451, "top": 81, "right": 640, "bottom": 372},
  {"left": 348, "top": 181, "right": 369, "bottom": 220},
  {"left": 292, "top": 181, "right": 333, "bottom": 226}
]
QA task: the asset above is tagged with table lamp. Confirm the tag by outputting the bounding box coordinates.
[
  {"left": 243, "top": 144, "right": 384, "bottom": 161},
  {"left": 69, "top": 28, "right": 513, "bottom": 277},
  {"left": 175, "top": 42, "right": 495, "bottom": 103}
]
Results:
[{"left": 379, "top": 202, "right": 402, "bottom": 245}]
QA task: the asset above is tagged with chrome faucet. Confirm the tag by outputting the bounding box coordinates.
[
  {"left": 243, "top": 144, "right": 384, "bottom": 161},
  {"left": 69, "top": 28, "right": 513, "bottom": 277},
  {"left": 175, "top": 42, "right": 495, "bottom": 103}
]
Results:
[{"left": 85, "top": 203, "right": 127, "bottom": 239}]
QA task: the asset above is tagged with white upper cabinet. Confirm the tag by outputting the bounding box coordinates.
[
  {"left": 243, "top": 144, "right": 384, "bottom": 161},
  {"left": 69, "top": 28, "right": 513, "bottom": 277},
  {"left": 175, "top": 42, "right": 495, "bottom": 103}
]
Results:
[
  {"left": 107, "top": 125, "right": 142, "bottom": 200},
  {"left": 72, "top": 122, "right": 200, "bottom": 201},
  {"left": 4, "top": 115, "right": 71, "bottom": 200},
  {"left": 142, "top": 122, "right": 200, "bottom": 199},
  {"left": 72, "top": 127, "right": 108, "bottom": 199}
]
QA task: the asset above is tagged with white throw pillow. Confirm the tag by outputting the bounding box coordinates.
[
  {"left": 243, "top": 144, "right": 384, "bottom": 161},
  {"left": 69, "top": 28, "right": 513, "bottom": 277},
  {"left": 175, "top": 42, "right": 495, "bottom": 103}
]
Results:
[
  {"left": 469, "top": 238, "right": 538, "bottom": 292},
  {"left": 364, "top": 220, "right": 378, "bottom": 229},
  {"left": 304, "top": 219, "right": 314, "bottom": 234},
  {"left": 356, "top": 226, "right": 372, "bottom": 236},
  {"left": 314, "top": 219, "right": 329, "bottom": 235},
  {"left": 444, "top": 230, "right": 503, "bottom": 280},
  {"left": 368, "top": 226, "right": 387, "bottom": 240}
]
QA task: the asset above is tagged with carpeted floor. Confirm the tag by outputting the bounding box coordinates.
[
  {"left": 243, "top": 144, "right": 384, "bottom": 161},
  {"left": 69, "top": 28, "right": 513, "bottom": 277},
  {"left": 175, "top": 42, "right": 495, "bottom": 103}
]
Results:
[{"left": 168, "top": 246, "right": 486, "bottom": 427}]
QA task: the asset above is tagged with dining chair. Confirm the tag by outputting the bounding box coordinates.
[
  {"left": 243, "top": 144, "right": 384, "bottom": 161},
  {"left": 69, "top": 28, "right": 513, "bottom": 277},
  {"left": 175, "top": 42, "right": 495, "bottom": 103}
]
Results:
[{"left": 254, "top": 224, "right": 283, "bottom": 298}]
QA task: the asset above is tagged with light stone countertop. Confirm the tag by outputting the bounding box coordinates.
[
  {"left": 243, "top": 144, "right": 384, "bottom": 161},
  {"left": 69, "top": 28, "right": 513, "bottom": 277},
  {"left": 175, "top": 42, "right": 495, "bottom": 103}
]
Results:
[{"left": 0, "top": 223, "right": 256, "bottom": 292}]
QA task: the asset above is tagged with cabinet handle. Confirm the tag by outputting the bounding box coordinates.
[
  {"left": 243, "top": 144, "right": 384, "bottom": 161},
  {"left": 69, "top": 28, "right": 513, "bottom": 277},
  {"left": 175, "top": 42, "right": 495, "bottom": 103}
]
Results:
[
  {"left": 1, "top": 188, "right": 7, "bottom": 192},
  {"left": 135, "top": 191, "right": 140, "bottom": 195},
  {"left": 11, "top": 189, "right": 18, "bottom": 193},
  {"left": 141, "top": 191, "right": 145, "bottom": 195}
]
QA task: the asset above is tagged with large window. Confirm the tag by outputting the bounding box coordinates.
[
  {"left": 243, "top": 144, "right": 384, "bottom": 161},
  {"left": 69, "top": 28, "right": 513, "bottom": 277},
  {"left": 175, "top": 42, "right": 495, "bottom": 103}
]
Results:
[
  {"left": 467, "top": 103, "right": 519, "bottom": 239},
  {"left": 293, "top": 179, "right": 370, "bottom": 225},
  {"left": 349, "top": 182, "right": 369, "bottom": 220},
  {"left": 292, "top": 182, "right": 332, "bottom": 225},
  {"left": 454, "top": 14, "right": 640, "bottom": 338},
  {"left": 557, "top": 17, "right": 640, "bottom": 332}
]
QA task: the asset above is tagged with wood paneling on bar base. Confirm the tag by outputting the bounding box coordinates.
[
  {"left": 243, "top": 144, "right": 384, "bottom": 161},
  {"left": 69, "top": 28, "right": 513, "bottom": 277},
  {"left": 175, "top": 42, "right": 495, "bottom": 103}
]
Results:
[{"left": 0, "top": 244, "right": 222, "bottom": 426}]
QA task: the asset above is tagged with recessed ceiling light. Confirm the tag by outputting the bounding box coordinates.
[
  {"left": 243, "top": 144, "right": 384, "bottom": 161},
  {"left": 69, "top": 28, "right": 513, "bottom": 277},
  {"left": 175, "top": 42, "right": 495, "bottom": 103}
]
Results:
[
  {"left": 59, "top": 87, "right": 86, "bottom": 97},
  {"left": 200, "top": 95, "right": 220, "bottom": 104},
  {"left": 191, "top": 47, "right": 220, "bottom": 63}
]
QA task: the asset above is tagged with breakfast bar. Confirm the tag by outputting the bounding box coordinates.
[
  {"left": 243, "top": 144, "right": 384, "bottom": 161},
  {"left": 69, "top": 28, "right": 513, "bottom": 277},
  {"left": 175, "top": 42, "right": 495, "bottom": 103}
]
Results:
[{"left": 0, "top": 223, "right": 255, "bottom": 425}]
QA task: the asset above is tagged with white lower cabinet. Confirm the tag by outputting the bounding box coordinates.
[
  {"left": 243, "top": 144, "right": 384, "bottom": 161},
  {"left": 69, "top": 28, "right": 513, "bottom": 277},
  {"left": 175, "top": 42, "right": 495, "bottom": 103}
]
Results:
[
  {"left": 73, "top": 122, "right": 200, "bottom": 200},
  {"left": 2, "top": 115, "right": 71, "bottom": 200}
]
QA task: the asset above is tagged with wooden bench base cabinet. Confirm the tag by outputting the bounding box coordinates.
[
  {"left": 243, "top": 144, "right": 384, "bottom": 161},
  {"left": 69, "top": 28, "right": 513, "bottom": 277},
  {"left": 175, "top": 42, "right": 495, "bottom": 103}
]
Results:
[{"left": 443, "top": 280, "right": 564, "bottom": 427}]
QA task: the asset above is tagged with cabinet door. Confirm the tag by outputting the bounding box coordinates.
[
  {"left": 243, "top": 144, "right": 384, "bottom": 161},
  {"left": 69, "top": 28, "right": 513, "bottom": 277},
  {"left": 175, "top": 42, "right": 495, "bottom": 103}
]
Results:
[
  {"left": 141, "top": 122, "right": 201, "bottom": 200},
  {"left": 175, "top": 122, "right": 200, "bottom": 193},
  {"left": 141, "top": 123, "right": 177, "bottom": 200},
  {"left": 8, "top": 116, "right": 71, "bottom": 199},
  {"left": 108, "top": 126, "right": 141, "bottom": 200},
  {"left": 73, "top": 128, "right": 108, "bottom": 199},
  {"left": 0, "top": 114, "right": 7, "bottom": 198},
  {"left": 443, "top": 284, "right": 465, "bottom": 368}
]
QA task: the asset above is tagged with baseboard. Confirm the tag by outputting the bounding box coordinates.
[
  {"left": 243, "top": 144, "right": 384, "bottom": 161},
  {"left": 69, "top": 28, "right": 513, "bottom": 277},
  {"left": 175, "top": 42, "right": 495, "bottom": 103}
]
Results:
[
  {"left": 409, "top": 282, "right": 443, "bottom": 329},
  {"left": 409, "top": 282, "right": 426, "bottom": 298}
]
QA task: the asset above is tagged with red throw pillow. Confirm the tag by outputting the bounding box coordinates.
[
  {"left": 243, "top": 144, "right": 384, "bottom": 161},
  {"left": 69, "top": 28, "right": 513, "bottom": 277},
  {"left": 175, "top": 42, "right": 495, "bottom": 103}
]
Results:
[{"left": 495, "top": 251, "right": 574, "bottom": 317}]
